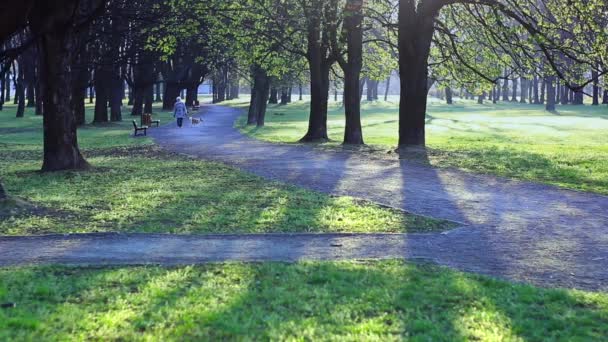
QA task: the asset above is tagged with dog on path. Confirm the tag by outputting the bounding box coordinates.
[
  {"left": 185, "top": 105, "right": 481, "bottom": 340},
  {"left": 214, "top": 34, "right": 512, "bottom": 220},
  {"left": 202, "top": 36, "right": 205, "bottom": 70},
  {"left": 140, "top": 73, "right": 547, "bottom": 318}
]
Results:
[{"left": 190, "top": 117, "right": 202, "bottom": 126}]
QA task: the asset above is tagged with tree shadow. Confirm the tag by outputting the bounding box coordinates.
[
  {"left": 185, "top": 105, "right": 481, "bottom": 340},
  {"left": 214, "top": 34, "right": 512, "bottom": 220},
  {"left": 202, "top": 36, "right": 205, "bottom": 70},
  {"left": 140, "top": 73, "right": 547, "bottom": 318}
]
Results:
[{"left": 2, "top": 262, "right": 606, "bottom": 339}]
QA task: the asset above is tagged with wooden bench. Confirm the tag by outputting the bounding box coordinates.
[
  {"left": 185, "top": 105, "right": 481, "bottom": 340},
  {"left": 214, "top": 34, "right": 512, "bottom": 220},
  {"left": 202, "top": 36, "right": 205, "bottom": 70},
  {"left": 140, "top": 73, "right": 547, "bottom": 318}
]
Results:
[
  {"left": 142, "top": 114, "right": 160, "bottom": 127},
  {"left": 132, "top": 120, "right": 148, "bottom": 136}
]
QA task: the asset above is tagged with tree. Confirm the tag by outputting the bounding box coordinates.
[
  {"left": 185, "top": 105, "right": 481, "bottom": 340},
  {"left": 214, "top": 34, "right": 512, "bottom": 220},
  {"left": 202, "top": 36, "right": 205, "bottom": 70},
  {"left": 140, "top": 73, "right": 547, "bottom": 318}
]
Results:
[{"left": 392, "top": 0, "right": 607, "bottom": 147}]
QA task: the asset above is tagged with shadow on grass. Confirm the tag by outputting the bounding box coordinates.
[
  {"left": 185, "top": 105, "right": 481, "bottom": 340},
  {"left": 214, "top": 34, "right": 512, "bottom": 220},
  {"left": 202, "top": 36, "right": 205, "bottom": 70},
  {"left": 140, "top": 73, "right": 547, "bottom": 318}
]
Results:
[{"left": 1, "top": 262, "right": 606, "bottom": 340}]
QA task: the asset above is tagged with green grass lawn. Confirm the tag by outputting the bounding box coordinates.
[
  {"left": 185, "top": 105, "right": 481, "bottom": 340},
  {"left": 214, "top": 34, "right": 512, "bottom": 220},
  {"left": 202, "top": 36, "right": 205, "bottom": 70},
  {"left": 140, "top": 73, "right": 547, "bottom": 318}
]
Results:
[
  {"left": 1, "top": 261, "right": 607, "bottom": 340},
  {"left": 0, "top": 103, "right": 450, "bottom": 235},
  {"left": 233, "top": 97, "right": 608, "bottom": 194}
]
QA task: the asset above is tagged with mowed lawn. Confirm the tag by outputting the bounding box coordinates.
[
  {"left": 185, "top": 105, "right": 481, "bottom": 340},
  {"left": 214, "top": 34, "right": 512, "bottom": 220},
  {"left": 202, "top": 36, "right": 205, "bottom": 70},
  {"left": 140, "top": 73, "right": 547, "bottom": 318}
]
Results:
[
  {"left": 0, "top": 104, "right": 450, "bottom": 235},
  {"left": 235, "top": 97, "right": 608, "bottom": 194},
  {"left": 2, "top": 261, "right": 608, "bottom": 341}
]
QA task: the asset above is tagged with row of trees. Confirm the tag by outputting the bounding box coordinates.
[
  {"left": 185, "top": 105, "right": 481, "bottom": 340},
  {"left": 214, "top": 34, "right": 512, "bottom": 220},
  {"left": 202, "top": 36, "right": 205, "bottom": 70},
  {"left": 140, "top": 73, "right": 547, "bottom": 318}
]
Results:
[{"left": 0, "top": 0, "right": 607, "bottom": 180}]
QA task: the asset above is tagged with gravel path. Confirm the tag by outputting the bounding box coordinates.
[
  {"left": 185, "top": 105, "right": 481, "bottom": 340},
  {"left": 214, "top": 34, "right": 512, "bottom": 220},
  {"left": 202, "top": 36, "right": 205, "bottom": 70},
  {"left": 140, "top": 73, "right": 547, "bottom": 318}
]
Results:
[{"left": 2, "top": 104, "right": 606, "bottom": 291}]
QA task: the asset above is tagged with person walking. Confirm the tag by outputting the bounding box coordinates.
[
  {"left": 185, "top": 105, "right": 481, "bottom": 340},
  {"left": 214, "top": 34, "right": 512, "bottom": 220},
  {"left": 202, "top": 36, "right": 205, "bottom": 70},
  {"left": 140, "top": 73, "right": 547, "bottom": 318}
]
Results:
[{"left": 173, "top": 97, "right": 188, "bottom": 128}]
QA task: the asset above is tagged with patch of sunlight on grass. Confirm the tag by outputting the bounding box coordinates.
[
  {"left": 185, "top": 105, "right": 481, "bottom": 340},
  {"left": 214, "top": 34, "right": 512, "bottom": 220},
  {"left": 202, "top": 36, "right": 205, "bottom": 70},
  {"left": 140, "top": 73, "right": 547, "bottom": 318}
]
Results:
[
  {"left": 1, "top": 261, "right": 606, "bottom": 340},
  {"left": 0, "top": 104, "right": 452, "bottom": 235},
  {"left": 231, "top": 99, "right": 608, "bottom": 194}
]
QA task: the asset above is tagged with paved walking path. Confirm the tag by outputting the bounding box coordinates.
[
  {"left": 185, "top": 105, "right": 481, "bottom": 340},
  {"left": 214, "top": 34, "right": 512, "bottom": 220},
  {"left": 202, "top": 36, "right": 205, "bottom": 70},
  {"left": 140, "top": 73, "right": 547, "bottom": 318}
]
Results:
[{"left": 2, "top": 105, "right": 607, "bottom": 291}]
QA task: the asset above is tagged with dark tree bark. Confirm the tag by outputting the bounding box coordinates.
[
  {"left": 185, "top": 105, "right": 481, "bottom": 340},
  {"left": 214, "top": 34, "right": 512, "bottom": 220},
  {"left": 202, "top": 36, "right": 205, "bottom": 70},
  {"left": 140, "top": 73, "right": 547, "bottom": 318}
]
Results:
[
  {"left": 269, "top": 86, "right": 278, "bottom": 104},
  {"left": 143, "top": 84, "right": 153, "bottom": 114},
  {"left": 35, "top": 79, "right": 44, "bottom": 115},
  {"left": 287, "top": 87, "right": 292, "bottom": 103},
  {"left": 109, "top": 72, "right": 123, "bottom": 121},
  {"left": 15, "top": 63, "right": 25, "bottom": 117},
  {"left": 501, "top": 76, "right": 509, "bottom": 101},
  {"left": 477, "top": 92, "right": 485, "bottom": 104},
  {"left": 603, "top": 89, "right": 608, "bottom": 105},
  {"left": 0, "top": 181, "right": 6, "bottom": 200},
  {"left": 560, "top": 84, "right": 569, "bottom": 105},
  {"left": 29, "top": 0, "right": 94, "bottom": 172},
  {"left": 445, "top": 87, "right": 453, "bottom": 104},
  {"left": 185, "top": 84, "right": 198, "bottom": 107},
  {"left": 339, "top": 0, "right": 364, "bottom": 145},
  {"left": 162, "top": 82, "right": 180, "bottom": 110},
  {"left": 5, "top": 73, "right": 11, "bottom": 102},
  {"left": 397, "top": 1, "right": 438, "bottom": 147},
  {"left": 384, "top": 76, "right": 391, "bottom": 101},
  {"left": 545, "top": 76, "right": 556, "bottom": 111},
  {"left": 89, "top": 85, "right": 94, "bottom": 104},
  {"left": 0, "top": 72, "right": 4, "bottom": 111},
  {"left": 300, "top": 3, "right": 333, "bottom": 142},
  {"left": 511, "top": 78, "right": 518, "bottom": 102},
  {"left": 298, "top": 84, "right": 303, "bottom": 101},
  {"left": 93, "top": 68, "right": 109, "bottom": 123},
  {"left": 247, "top": 64, "right": 270, "bottom": 126},
  {"left": 280, "top": 88, "right": 289, "bottom": 105},
  {"left": 533, "top": 76, "right": 540, "bottom": 104},
  {"left": 366, "top": 79, "right": 376, "bottom": 101},
  {"left": 131, "top": 87, "right": 144, "bottom": 116},
  {"left": 591, "top": 70, "right": 599, "bottom": 106}
]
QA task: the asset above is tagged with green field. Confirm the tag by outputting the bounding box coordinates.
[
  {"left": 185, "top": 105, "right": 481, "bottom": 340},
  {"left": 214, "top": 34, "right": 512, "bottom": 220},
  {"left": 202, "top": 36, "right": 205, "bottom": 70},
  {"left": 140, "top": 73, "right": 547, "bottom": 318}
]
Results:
[
  {"left": 234, "top": 97, "right": 608, "bottom": 194},
  {"left": 1, "top": 261, "right": 607, "bottom": 340},
  {"left": 0, "top": 104, "right": 449, "bottom": 235}
]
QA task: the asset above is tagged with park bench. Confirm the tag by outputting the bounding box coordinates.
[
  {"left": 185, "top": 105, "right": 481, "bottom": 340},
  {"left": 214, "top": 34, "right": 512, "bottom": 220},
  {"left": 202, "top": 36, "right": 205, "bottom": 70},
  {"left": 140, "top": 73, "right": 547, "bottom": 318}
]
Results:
[
  {"left": 132, "top": 120, "right": 148, "bottom": 136},
  {"left": 142, "top": 113, "right": 160, "bottom": 127}
]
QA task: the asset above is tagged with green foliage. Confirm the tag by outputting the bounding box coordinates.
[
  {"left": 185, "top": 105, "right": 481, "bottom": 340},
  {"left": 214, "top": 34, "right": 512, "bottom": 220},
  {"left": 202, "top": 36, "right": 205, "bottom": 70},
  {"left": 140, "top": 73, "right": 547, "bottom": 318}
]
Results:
[{"left": 1, "top": 261, "right": 607, "bottom": 340}]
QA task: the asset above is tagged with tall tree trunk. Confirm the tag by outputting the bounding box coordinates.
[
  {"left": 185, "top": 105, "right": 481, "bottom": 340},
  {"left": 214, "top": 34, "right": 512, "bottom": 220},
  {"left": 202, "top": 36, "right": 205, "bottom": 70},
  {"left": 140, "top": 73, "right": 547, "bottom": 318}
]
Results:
[
  {"left": 93, "top": 69, "right": 109, "bottom": 123},
  {"left": 0, "top": 181, "right": 6, "bottom": 200},
  {"left": 340, "top": 0, "right": 364, "bottom": 145},
  {"left": 280, "top": 88, "right": 289, "bottom": 105},
  {"left": 185, "top": 84, "right": 198, "bottom": 107},
  {"left": 298, "top": 84, "right": 303, "bottom": 101},
  {"left": 384, "top": 75, "right": 391, "bottom": 101},
  {"left": 445, "top": 87, "right": 453, "bottom": 104},
  {"left": 397, "top": 3, "right": 436, "bottom": 147},
  {"left": 162, "top": 82, "right": 180, "bottom": 110},
  {"left": 545, "top": 76, "right": 556, "bottom": 111},
  {"left": 591, "top": 70, "right": 599, "bottom": 105},
  {"left": 301, "top": 8, "right": 332, "bottom": 142},
  {"left": 269, "top": 86, "right": 278, "bottom": 104},
  {"left": 109, "top": 73, "right": 122, "bottom": 121},
  {"left": 89, "top": 85, "right": 94, "bottom": 104},
  {"left": 15, "top": 66, "right": 25, "bottom": 118},
  {"left": 0, "top": 72, "right": 4, "bottom": 111},
  {"left": 560, "top": 84, "right": 569, "bottom": 105},
  {"left": 131, "top": 87, "right": 144, "bottom": 116},
  {"left": 143, "top": 84, "right": 153, "bottom": 114},
  {"left": 30, "top": 1, "right": 91, "bottom": 171},
  {"left": 247, "top": 65, "right": 270, "bottom": 126},
  {"left": 603, "top": 89, "right": 608, "bottom": 105},
  {"left": 511, "top": 78, "right": 518, "bottom": 102},
  {"left": 3, "top": 74, "right": 9, "bottom": 102},
  {"left": 501, "top": 76, "right": 509, "bottom": 101},
  {"left": 533, "top": 76, "right": 540, "bottom": 104},
  {"left": 35, "top": 80, "right": 44, "bottom": 115}
]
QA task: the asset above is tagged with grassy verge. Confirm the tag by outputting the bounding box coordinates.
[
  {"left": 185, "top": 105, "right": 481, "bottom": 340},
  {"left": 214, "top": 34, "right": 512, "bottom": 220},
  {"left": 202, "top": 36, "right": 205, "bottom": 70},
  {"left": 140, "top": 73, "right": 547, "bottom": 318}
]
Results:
[
  {"left": 0, "top": 104, "right": 450, "bottom": 235},
  {"left": 232, "top": 98, "right": 608, "bottom": 194},
  {"left": 1, "top": 261, "right": 607, "bottom": 340}
]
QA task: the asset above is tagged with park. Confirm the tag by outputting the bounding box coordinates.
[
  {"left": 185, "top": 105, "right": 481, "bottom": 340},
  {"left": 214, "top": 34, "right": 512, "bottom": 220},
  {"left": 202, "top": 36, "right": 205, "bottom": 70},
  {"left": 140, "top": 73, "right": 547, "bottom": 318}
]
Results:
[{"left": 1, "top": 0, "right": 607, "bottom": 340}]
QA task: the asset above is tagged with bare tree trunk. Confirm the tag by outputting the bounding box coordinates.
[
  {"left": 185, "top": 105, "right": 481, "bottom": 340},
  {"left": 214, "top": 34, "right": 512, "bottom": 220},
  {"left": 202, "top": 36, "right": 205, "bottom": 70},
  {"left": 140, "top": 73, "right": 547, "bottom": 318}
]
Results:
[
  {"left": 384, "top": 75, "right": 391, "bottom": 101},
  {"left": 445, "top": 87, "right": 453, "bottom": 104},
  {"left": 340, "top": 0, "right": 364, "bottom": 145},
  {"left": 247, "top": 64, "right": 270, "bottom": 126},
  {"left": 592, "top": 70, "right": 599, "bottom": 106},
  {"left": 545, "top": 76, "right": 556, "bottom": 111},
  {"left": 397, "top": 3, "right": 437, "bottom": 147},
  {"left": 30, "top": 0, "right": 92, "bottom": 172}
]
